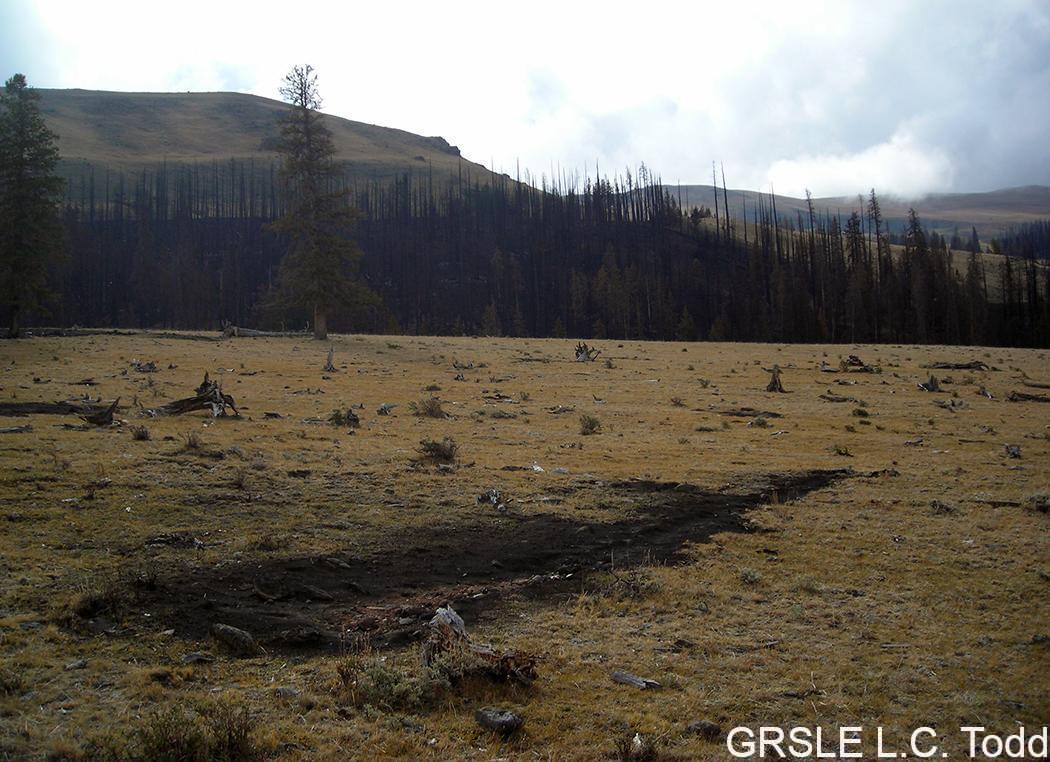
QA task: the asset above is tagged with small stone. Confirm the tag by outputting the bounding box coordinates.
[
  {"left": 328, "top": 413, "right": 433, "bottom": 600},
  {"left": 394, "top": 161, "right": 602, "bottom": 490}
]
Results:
[
  {"left": 182, "top": 651, "right": 216, "bottom": 664},
  {"left": 210, "top": 623, "right": 261, "bottom": 657},
  {"left": 475, "top": 707, "right": 524, "bottom": 736},
  {"left": 686, "top": 719, "right": 722, "bottom": 740}
]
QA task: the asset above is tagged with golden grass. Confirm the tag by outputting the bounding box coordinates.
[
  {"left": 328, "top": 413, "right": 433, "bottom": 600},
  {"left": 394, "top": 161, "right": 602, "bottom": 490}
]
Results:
[{"left": 0, "top": 334, "right": 1047, "bottom": 760}]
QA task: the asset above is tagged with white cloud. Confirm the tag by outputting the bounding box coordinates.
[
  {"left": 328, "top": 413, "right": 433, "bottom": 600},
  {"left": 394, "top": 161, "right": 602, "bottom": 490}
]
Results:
[
  {"left": 3, "top": 0, "right": 1048, "bottom": 195},
  {"left": 766, "top": 131, "right": 955, "bottom": 199}
]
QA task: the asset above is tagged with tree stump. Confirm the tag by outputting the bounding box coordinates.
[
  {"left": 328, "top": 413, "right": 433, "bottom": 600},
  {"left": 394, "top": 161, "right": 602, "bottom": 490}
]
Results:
[{"left": 766, "top": 366, "right": 786, "bottom": 393}]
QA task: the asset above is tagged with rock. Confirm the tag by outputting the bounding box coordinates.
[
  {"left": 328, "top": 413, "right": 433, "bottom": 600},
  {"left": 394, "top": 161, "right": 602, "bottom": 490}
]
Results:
[
  {"left": 64, "top": 659, "right": 87, "bottom": 670},
  {"left": 274, "top": 686, "right": 300, "bottom": 699},
  {"left": 210, "top": 623, "right": 261, "bottom": 657},
  {"left": 686, "top": 719, "right": 722, "bottom": 740},
  {"left": 611, "top": 670, "right": 661, "bottom": 690},
  {"left": 182, "top": 651, "right": 216, "bottom": 664},
  {"left": 475, "top": 707, "right": 524, "bottom": 736}
]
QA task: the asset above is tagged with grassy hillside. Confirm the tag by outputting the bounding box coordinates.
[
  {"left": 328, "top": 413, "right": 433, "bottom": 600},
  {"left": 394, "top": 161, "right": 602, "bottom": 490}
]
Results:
[
  {"left": 37, "top": 88, "right": 496, "bottom": 181},
  {"left": 671, "top": 184, "right": 1050, "bottom": 239}
]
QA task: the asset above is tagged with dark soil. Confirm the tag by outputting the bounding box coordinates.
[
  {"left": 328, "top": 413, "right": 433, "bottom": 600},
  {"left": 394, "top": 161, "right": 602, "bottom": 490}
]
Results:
[{"left": 145, "top": 469, "right": 850, "bottom": 652}]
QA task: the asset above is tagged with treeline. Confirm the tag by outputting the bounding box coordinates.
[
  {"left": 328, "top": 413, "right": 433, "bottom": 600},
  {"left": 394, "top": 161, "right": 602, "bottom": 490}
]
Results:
[{"left": 44, "top": 160, "right": 1050, "bottom": 346}]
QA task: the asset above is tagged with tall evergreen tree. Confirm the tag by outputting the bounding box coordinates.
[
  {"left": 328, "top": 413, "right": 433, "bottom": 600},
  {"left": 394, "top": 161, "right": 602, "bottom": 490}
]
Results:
[
  {"left": 0, "top": 73, "right": 65, "bottom": 337},
  {"left": 267, "top": 65, "right": 366, "bottom": 339}
]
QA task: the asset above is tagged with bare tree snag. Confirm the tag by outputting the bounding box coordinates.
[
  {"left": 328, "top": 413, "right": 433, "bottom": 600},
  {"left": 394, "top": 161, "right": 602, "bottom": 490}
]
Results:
[{"left": 766, "top": 366, "right": 786, "bottom": 393}]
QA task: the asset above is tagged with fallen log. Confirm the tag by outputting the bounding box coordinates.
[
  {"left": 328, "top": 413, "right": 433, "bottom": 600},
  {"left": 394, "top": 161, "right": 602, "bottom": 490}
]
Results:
[
  {"left": 0, "top": 400, "right": 116, "bottom": 418},
  {"left": 145, "top": 373, "right": 238, "bottom": 417},
  {"left": 422, "top": 606, "right": 537, "bottom": 685},
  {"left": 924, "top": 360, "right": 989, "bottom": 371},
  {"left": 1008, "top": 391, "right": 1050, "bottom": 403},
  {"left": 718, "top": 407, "right": 782, "bottom": 418},
  {"left": 221, "top": 322, "right": 309, "bottom": 339},
  {"left": 611, "top": 670, "right": 661, "bottom": 690},
  {"left": 0, "top": 424, "right": 32, "bottom": 434}
]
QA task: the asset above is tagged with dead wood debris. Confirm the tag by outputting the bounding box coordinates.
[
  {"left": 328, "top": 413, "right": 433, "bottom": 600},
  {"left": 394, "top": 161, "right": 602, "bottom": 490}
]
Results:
[
  {"left": 918, "top": 375, "right": 942, "bottom": 392},
  {"left": 145, "top": 373, "right": 238, "bottom": 417},
  {"left": 422, "top": 606, "right": 537, "bottom": 685},
  {"left": 611, "top": 670, "right": 661, "bottom": 690},
  {"left": 719, "top": 407, "right": 782, "bottom": 418},
  {"left": 221, "top": 322, "right": 307, "bottom": 338},
  {"left": 819, "top": 392, "right": 858, "bottom": 403},
  {"left": 765, "top": 366, "right": 786, "bottom": 393},
  {"left": 924, "top": 360, "right": 989, "bottom": 370},
  {"left": 1008, "top": 390, "right": 1050, "bottom": 403},
  {"left": 0, "top": 424, "right": 32, "bottom": 434},
  {"left": 80, "top": 398, "right": 120, "bottom": 426},
  {"left": 574, "top": 342, "right": 601, "bottom": 361}
]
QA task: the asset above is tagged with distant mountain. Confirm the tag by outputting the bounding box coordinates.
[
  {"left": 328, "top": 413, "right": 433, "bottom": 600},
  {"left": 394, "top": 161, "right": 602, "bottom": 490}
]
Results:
[
  {"left": 37, "top": 88, "right": 495, "bottom": 181},
  {"left": 667, "top": 184, "right": 1050, "bottom": 239}
]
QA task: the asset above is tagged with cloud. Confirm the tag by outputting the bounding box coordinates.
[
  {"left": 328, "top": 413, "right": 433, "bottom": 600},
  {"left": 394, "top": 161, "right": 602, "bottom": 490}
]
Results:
[
  {"left": 766, "top": 131, "right": 955, "bottom": 199},
  {"left": 4, "top": 0, "right": 1049, "bottom": 196}
]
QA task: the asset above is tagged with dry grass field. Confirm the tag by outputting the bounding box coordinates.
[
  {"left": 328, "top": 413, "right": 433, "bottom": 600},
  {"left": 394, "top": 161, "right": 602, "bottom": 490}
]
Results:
[{"left": 0, "top": 333, "right": 1047, "bottom": 760}]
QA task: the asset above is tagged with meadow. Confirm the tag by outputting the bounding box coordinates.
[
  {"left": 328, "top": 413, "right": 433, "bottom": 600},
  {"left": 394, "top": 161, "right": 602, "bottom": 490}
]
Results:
[{"left": 0, "top": 333, "right": 1047, "bottom": 760}]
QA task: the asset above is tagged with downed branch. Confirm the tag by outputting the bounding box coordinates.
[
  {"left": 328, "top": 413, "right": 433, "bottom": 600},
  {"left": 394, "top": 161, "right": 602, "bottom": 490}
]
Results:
[
  {"left": 145, "top": 372, "right": 239, "bottom": 417},
  {"left": 422, "top": 606, "right": 537, "bottom": 685}
]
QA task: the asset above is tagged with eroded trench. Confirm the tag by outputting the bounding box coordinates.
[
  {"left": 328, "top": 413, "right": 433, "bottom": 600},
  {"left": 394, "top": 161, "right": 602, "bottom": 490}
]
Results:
[{"left": 144, "top": 469, "right": 851, "bottom": 652}]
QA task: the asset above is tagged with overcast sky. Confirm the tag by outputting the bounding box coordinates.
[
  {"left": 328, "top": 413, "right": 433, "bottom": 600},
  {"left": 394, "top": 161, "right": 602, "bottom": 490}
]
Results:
[{"left": 3, "top": 0, "right": 1049, "bottom": 198}]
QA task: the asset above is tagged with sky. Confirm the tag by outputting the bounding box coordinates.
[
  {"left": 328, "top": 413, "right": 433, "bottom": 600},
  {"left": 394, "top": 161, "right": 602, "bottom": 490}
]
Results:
[{"left": 3, "top": 0, "right": 1049, "bottom": 199}]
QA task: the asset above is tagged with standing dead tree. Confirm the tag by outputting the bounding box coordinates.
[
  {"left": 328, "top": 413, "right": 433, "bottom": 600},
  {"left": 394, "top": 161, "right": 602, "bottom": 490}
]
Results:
[
  {"left": 145, "top": 373, "right": 239, "bottom": 417},
  {"left": 575, "top": 342, "right": 601, "bottom": 362}
]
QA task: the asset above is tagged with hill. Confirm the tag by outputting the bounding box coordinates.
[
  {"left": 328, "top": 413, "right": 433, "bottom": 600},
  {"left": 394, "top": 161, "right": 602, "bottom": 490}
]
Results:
[
  {"left": 669, "top": 184, "right": 1050, "bottom": 239},
  {"left": 37, "top": 88, "right": 496, "bottom": 181}
]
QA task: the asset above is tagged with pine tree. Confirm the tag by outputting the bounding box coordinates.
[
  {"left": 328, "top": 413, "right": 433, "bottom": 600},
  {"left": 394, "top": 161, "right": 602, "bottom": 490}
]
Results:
[
  {"left": 267, "top": 65, "right": 364, "bottom": 340},
  {"left": 0, "top": 73, "right": 65, "bottom": 337}
]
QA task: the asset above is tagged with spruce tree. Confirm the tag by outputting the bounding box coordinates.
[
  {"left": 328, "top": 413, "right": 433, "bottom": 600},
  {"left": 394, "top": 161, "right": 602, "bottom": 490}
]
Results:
[
  {"left": 268, "top": 65, "right": 364, "bottom": 340},
  {"left": 0, "top": 73, "right": 65, "bottom": 337}
]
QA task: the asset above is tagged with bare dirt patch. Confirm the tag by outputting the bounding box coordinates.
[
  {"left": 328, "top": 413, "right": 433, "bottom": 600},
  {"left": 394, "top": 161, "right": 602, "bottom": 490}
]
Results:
[{"left": 146, "top": 469, "right": 851, "bottom": 650}]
